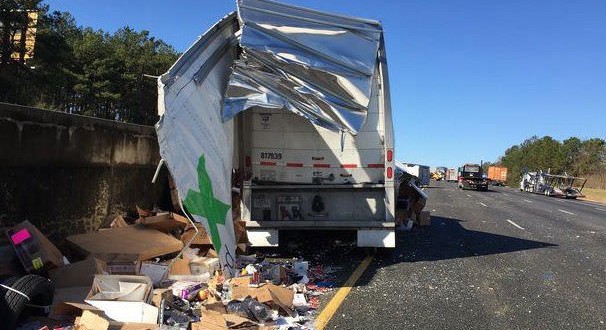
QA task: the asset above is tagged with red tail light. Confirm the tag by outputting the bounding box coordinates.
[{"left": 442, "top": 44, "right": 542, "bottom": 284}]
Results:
[
  {"left": 387, "top": 166, "right": 393, "bottom": 179},
  {"left": 386, "top": 149, "right": 393, "bottom": 162}
]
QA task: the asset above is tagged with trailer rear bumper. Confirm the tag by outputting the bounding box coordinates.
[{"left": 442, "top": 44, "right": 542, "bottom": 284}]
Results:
[{"left": 245, "top": 221, "right": 395, "bottom": 248}]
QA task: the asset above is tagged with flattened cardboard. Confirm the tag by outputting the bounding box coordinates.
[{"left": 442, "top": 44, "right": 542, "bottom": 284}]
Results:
[
  {"left": 222, "top": 313, "right": 259, "bottom": 329},
  {"left": 67, "top": 228, "right": 183, "bottom": 261},
  {"left": 191, "top": 310, "right": 228, "bottom": 330},
  {"left": 137, "top": 213, "right": 188, "bottom": 233},
  {"left": 201, "top": 301, "right": 227, "bottom": 314}
]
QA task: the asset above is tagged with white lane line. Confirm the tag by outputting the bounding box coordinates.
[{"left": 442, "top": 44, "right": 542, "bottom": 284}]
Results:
[
  {"left": 523, "top": 199, "right": 532, "bottom": 203},
  {"left": 479, "top": 202, "right": 487, "bottom": 207},
  {"left": 466, "top": 194, "right": 472, "bottom": 197},
  {"left": 506, "top": 219, "right": 525, "bottom": 230},
  {"left": 595, "top": 207, "right": 606, "bottom": 212},
  {"left": 558, "top": 209, "right": 574, "bottom": 215},
  {"left": 503, "top": 193, "right": 509, "bottom": 196}
]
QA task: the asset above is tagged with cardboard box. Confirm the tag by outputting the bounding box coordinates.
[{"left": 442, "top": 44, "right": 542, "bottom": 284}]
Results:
[
  {"left": 49, "top": 256, "right": 108, "bottom": 319},
  {"left": 168, "top": 257, "right": 191, "bottom": 275},
  {"left": 419, "top": 211, "right": 431, "bottom": 226},
  {"left": 189, "top": 257, "right": 219, "bottom": 276},
  {"left": 50, "top": 256, "right": 106, "bottom": 289},
  {"left": 231, "top": 278, "right": 294, "bottom": 313},
  {"left": 70, "top": 303, "right": 159, "bottom": 330},
  {"left": 85, "top": 275, "right": 158, "bottom": 323},
  {"left": 151, "top": 288, "right": 173, "bottom": 308},
  {"left": 181, "top": 224, "right": 212, "bottom": 246},
  {"left": 5, "top": 220, "right": 64, "bottom": 272},
  {"left": 67, "top": 227, "right": 183, "bottom": 261}
]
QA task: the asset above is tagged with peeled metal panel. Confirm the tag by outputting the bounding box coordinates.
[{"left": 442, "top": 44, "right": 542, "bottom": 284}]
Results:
[
  {"left": 156, "top": 13, "right": 239, "bottom": 277},
  {"left": 223, "top": 0, "right": 383, "bottom": 134}
]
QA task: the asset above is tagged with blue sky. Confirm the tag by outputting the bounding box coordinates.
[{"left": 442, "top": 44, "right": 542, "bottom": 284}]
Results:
[{"left": 44, "top": 0, "right": 606, "bottom": 168}]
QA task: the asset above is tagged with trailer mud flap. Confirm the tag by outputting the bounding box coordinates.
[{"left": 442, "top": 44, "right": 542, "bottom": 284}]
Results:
[{"left": 357, "top": 229, "right": 395, "bottom": 248}]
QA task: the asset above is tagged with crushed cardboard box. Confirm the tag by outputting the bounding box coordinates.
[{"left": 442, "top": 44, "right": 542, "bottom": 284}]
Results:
[
  {"left": 49, "top": 256, "right": 108, "bottom": 319},
  {"left": 181, "top": 223, "right": 212, "bottom": 246},
  {"left": 84, "top": 275, "right": 158, "bottom": 324}
]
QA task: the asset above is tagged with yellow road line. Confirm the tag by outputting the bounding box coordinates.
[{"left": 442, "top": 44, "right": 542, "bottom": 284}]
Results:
[{"left": 315, "top": 255, "right": 374, "bottom": 330}]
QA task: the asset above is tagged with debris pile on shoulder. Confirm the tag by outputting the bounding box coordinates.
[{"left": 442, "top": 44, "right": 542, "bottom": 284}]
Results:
[{"left": 1, "top": 207, "right": 337, "bottom": 329}]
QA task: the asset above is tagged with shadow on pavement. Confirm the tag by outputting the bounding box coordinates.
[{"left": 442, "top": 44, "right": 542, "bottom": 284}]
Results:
[
  {"left": 391, "top": 216, "right": 556, "bottom": 262},
  {"left": 251, "top": 217, "right": 557, "bottom": 289}
]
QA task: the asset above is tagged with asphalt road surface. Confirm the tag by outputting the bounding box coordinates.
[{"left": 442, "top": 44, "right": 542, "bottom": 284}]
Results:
[{"left": 327, "top": 180, "right": 606, "bottom": 330}]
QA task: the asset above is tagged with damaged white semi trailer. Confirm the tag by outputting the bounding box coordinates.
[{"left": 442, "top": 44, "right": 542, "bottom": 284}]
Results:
[{"left": 157, "top": 0, "right": 396, "bottom": 249}]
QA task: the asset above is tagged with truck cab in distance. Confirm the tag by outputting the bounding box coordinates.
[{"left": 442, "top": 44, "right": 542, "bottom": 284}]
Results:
[{"left": 458, "top": 164, "right": 488, "bottom": 191}]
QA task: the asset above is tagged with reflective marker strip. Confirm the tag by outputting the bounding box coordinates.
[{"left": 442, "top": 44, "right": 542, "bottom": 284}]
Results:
[
  {"left": 254, "top": 162, "right": 384, "bottom": 169},
  {"left": 367, "top": 163, "right": 384, "bottom": 168}
]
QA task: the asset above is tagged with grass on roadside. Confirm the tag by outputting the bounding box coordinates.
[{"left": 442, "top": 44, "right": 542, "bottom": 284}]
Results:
[{"left": 581, "top": 188, "right": 606, "bottom": 204}]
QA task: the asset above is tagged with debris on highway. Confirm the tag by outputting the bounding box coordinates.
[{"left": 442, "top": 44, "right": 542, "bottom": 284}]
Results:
[{"left": 1, "top": 204, "right": 353, "bottom": 329}]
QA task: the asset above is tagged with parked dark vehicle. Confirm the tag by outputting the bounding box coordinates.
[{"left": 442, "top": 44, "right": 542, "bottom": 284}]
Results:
[{"left": 458, "top": 164, "right": 489, "bottom": 191}]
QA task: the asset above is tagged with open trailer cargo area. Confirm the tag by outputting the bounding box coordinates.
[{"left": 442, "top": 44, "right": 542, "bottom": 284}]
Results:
[{"left": 156, "top": 0, "right": 396, "bottom": 249}]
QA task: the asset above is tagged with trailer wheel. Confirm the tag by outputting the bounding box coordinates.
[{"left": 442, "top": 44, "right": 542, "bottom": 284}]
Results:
[{"left": 2, "top": 275, "right": 54, "bottom": 329}]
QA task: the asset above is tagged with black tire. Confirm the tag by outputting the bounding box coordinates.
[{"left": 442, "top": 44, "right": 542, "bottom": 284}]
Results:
[
  {"left": 2, "top": 275, "right": 54, "bottom": 329},
  {"left": 0, "top": 276, "right": 19, "bottom": 322}
]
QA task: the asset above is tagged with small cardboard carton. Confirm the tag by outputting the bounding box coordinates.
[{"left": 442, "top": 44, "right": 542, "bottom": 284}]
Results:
[
  {"left": 5, "top": 220, "right": 64, "bottom": 272},
  {"left": 189, "top": 257, "right": 220, "bottom": 276},
  {"left": 85, "top": 275, "right": 158, "bottom": 324}
]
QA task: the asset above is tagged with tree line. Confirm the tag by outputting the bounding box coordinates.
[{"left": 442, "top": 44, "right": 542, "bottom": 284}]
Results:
[
  {"left": 0, "top": 0, "right": 179, "bottom": 125},
  {"left": 497, "top": 136, "right": 606, "bottom": 189}
]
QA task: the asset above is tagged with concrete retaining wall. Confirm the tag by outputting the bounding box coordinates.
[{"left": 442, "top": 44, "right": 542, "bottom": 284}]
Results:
[{"left": 0, "top": 103, "right": 170, "bottom": 241}]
